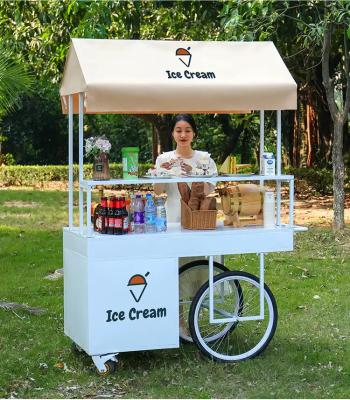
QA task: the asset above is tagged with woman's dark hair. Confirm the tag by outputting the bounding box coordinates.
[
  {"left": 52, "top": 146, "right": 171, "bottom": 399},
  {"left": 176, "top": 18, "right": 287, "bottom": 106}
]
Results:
[{"left": 170, "top": 114, "right": 198, "bottom": 136}]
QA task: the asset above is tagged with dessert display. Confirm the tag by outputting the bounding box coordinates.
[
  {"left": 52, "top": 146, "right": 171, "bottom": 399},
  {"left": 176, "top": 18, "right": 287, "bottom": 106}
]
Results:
[
  {"left": 178, "top": 181, "right": 217, "bottom": 230},
  {"left": 219, "top": 184, "right": 264, "bottom": 228}
]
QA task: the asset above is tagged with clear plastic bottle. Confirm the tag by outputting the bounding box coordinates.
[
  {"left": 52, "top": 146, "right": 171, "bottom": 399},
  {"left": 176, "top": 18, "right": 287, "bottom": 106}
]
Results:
[
  {"left": 145, "top": 193, "right": 156, "bottom": 233},
  {"left": 129, "top": 194, "right": 136, "bottom": 233},
  {"left": 134, "top": 194, "right": 145, "bottom": 234},
  {"left": 155, "top": 197, "right": 167, "bottom": 232}
]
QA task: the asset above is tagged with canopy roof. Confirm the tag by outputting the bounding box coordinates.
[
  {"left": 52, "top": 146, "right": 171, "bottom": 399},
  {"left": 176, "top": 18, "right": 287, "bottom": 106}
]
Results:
[{"left": 60, "top": 39, "right": 297, "bottom": 114}]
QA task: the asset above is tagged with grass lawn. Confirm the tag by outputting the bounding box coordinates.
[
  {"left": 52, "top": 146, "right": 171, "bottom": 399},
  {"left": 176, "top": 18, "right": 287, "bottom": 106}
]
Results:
[{"left": 0, "top": 188, "right": 349, "bottom": 398}]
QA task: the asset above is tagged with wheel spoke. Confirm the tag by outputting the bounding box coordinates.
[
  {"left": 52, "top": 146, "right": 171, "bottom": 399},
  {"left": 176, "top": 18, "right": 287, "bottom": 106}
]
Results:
[{"left": 190, "top": 272, "right": 277, "bottom": 362}]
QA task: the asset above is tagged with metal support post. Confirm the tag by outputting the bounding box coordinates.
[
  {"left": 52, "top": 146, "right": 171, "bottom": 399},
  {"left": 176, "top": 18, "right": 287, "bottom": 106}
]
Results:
[
  {"left": 68, "top": 95, "right": 74, "bottom": 228},
  {"left": 276, "top": 110, "right": 282, "bottom": 225},
  {"left": 259, "top": 110, "right": 265, "bottom": 177},
  {"left": 289, "top": 178, "right": 294, "bottom": 227},
  {"left": 277, "top": 110, "right": 282, "bottom": 176},
  {"left": 87, "top": 187, "right": 92, "bottom": 237},
  {"left": 209, "top": 255, "right": 214, "bottom": 323},
  {"left": 259, "top": 253, "right": 265, "bottom": 319},
  {"left": 209, "top": 252, "right": 265, "bottom": 323},
  {"left": 276, "top": 181, "right": 281, "bottom": 226},
  {"left": 78, "top": 93, "right": 84, "bottom": 233}
]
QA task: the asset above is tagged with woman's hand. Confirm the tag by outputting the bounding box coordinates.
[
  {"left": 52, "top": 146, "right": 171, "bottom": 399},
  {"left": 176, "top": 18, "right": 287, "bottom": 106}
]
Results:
[
  {"left": 180, "top": 161, "right": 192, "bottom": 174},
  {"left": 160, "top": 159, "right": 177, "bottom": 170}
]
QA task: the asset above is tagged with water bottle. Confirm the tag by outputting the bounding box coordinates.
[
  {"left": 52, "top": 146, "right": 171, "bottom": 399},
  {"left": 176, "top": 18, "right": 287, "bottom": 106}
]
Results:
[
  {"left": 155, "top": 197, "right": 167, "bottom": 232},
  {"left": 145, "top": 193, "right": 156, "bottom": 233},
  {"left": 129, "top": 194, "right": 136, "bottom": 233},
  {"left": 134, "top": 194, "right": 145, "bottom": 234}
]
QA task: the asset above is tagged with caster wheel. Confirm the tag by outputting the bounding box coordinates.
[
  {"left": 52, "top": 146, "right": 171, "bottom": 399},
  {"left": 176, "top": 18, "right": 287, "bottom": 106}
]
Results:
[
  {"left": 97, "top": 360, "right": 117, "bottom": 377},
  {"left": 71, "top": 342, "right": 84, "bottom": 355}
]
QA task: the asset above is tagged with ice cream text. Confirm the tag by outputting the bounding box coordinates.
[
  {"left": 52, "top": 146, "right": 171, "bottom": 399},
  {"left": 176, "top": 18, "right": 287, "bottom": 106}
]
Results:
[
  {"left": 165, "top": 70, "right": 216, "bottom": 79},
  {"left": 105, "top": 307, "right": 167, "bottom": 322}
]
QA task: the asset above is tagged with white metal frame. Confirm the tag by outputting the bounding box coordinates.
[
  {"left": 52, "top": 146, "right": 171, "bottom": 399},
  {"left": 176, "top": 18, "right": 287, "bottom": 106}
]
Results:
[{"left": 66, "top": 101, "right": 298, "bottom": 327}]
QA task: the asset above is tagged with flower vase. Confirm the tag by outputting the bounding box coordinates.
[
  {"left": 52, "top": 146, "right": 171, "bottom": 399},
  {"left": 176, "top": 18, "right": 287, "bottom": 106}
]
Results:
[{"left": 93, "top": 153, "right": 110, "bottom": 180}]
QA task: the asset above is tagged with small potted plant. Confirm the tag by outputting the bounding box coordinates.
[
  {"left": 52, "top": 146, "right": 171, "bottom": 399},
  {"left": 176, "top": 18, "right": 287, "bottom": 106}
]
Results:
[{"left": 85, "top": 136, "right": 111, "bottom": 180}]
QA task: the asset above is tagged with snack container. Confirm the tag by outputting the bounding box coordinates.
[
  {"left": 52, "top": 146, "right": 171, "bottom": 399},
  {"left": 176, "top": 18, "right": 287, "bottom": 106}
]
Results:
[
  {"left": 261, "top": 152, "right": 276, "bottom": 176},
  {"left": 181, "top": 200, "right": 217, "bottom": 230}
]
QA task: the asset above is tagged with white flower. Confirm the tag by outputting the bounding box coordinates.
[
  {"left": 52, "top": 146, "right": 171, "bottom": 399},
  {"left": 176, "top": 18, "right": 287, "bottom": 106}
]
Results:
[
  {"left": 95, "top": 138, "right": 111, "bottom": 153},
  {"left": 84, "top": 136, "right": 111, "bottom": 157}
]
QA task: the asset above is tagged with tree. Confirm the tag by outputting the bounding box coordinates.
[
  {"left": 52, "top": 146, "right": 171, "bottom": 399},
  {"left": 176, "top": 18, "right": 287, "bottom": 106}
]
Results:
[
  {"left": 0, "top": 44, "right": 33, "bottom": 164},
  {"left": 321, "top": 3, "right": 350, "bottom": 230},
  {"left": 220, "top": 0, "right": 350, "bottom": 229},
  {"left": 0, "top": 0, "right": 224, "bottom": 158}
]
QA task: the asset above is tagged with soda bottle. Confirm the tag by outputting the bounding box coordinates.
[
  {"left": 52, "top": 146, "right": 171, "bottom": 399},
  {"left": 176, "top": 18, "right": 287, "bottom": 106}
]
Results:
[
  {"left": 106, "top": 197, "right": 116, "bottom": 235},
  {"left": 121, "top": 197, "right": 129, "bottom": 234},
  {"left": 134, "top": 194, "right": 145, "bottom": 234},
  {"left": 95, "top": 196, "right": 108, "bottom": 234},
  {"left": 114, "top": 197, "right": 123, "bottom": 235},
  {"left": 145, "top": 193, "right": 156, "bottom": 233},
  {"left": 155, "top": 197, "right": 167, "bottom": 232}
]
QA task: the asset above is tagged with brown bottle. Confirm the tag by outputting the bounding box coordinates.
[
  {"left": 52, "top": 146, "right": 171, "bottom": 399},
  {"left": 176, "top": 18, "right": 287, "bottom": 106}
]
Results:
[
  {"left": 114, "top": 197, "right": 123, "bottom": 235},
  {"left": 95, "top": 197, "right": 108, "bottom": 234},
  {"left": 106, "top": 197, "right": 116, "bottom": 235}
]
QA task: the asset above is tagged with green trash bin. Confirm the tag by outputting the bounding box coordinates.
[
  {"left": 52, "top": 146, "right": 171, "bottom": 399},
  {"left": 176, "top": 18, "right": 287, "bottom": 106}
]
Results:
[{"left": 122, "top": 147, "right": 139, "bottom": 179}]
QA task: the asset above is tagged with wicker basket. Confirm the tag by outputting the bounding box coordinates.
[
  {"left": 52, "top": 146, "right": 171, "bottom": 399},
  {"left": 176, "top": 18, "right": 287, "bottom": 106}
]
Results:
[{"left": 181, "top": 200, "right": 217, "bottom": 230}]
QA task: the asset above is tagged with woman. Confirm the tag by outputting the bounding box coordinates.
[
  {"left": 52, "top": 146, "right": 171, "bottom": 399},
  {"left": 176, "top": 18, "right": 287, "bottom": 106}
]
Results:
[
  {"left": 154, "top": 114, "right": 217, "bottom": 222},
  {"left": 154, "top": 114, "right": 219, "bottom": 338}
]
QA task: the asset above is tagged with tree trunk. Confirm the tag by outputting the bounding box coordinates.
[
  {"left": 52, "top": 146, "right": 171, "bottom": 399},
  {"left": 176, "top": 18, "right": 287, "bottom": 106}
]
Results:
[
  {"left": 135, "top": 114, "right": 173, "bottom": 158},
  {"left": 292, "top": 109, "right": 298, "bottom": 166},
  {"left": 156, "top": 117, "right": 173, "bottom": 154},
  {"left": 322, "top": 21, "right": 349, "bottom": 230},
  {"left": 332, "top": 118, "right": 345, "bottom": 230},
  {"left": 217, "top": 114, "right": 244, "bottom": 163}
]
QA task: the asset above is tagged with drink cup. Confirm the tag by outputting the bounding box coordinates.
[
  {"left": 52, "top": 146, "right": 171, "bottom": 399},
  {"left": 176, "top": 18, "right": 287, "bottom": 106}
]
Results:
[{"left": 122, "top": 147, "right": 139, "bottom": 179}]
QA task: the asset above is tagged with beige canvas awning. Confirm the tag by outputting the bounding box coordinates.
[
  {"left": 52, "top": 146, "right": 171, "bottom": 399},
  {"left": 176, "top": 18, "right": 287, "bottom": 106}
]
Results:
[{"left": 60, "top": 39, "right": 297, "bottom": 114}]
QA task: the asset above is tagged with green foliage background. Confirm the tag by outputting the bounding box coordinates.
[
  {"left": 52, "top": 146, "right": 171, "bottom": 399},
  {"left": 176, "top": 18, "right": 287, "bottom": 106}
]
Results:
[{"left": 0, "top": 1, "right": 349, "bottom": 168}]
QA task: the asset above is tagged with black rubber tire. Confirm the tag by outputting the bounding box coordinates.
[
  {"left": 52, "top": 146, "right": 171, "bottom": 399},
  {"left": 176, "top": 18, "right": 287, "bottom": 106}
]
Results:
[
  {"left": 179, "top": 260, "right": 229, "bottom": 344},
  {"left": 189, "top": 270, "right": 278, "bottom": 362},
  {"left": 97, "top": 360, "right": 117, "bottom": 377}
]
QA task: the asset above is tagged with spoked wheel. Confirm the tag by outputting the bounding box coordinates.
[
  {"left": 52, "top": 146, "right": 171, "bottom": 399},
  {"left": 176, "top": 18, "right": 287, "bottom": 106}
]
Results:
[
  {"left": 189, "top": 271, "right": 278, "bottom": 362},
  {"left": 179, "top": 260, "right": 229, "bottom": 343}
]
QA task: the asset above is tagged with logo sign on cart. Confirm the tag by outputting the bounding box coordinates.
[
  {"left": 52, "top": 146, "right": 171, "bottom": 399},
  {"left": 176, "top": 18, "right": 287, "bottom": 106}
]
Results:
[
  {"left": 127, "top": 272, "right": 149, "bottom": 302},
  {"left": 165, "top": 47, "right": 217, "bottom": 80},
  {"left": 105, "top": 271, "right": 167, "bottom": 323}
]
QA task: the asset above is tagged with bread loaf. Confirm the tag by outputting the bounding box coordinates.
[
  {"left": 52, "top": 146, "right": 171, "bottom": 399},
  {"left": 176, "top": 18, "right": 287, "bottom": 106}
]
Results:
[
  {"left": 199, "top": 197, "right": 217, "bottom": 211},
  {"left": 177, "top": 182, "right": 191, "bottom": 204},
  {"left": 188, "top": 182, "right": 205, "bottom": 210}
]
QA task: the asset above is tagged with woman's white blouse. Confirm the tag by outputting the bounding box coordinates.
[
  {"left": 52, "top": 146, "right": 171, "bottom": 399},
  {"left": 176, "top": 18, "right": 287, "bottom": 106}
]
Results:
[{"left": 155, "top": 150, "right": 217, "bottom": 223}]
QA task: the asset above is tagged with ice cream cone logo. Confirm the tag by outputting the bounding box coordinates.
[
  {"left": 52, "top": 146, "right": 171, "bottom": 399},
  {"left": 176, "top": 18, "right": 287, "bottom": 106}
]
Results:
[
  {"left": 127, "top": 272, "right": 150, "bottom": 303},
  {"left": 176, "top": 47, "right": 192, "bottom": 68}
]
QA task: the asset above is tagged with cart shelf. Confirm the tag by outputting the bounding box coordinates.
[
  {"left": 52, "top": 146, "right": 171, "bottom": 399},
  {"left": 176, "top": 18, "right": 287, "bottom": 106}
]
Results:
[
  {"left": 64, "top": 222, "right": 294, "bottom": 259},
  {"left": 80, "top": 174, "right": 294, "bottom": 188}
]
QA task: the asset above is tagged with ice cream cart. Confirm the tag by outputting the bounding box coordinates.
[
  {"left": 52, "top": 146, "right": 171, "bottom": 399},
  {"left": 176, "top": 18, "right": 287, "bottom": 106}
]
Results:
[{"left": 60, "top": 39, "right": 303, "bottom": 375}]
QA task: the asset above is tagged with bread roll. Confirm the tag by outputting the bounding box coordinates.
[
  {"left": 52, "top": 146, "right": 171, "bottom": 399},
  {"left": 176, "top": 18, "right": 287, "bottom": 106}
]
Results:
[
  {"left": 199, "top": 197, "right": 217, "bottom": 210},
  {"left": 188, "top": 182, "right": 205, "bottom": 210},
  {"left": 177, "top": 182, "right": 191, "bottom": 204}
]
